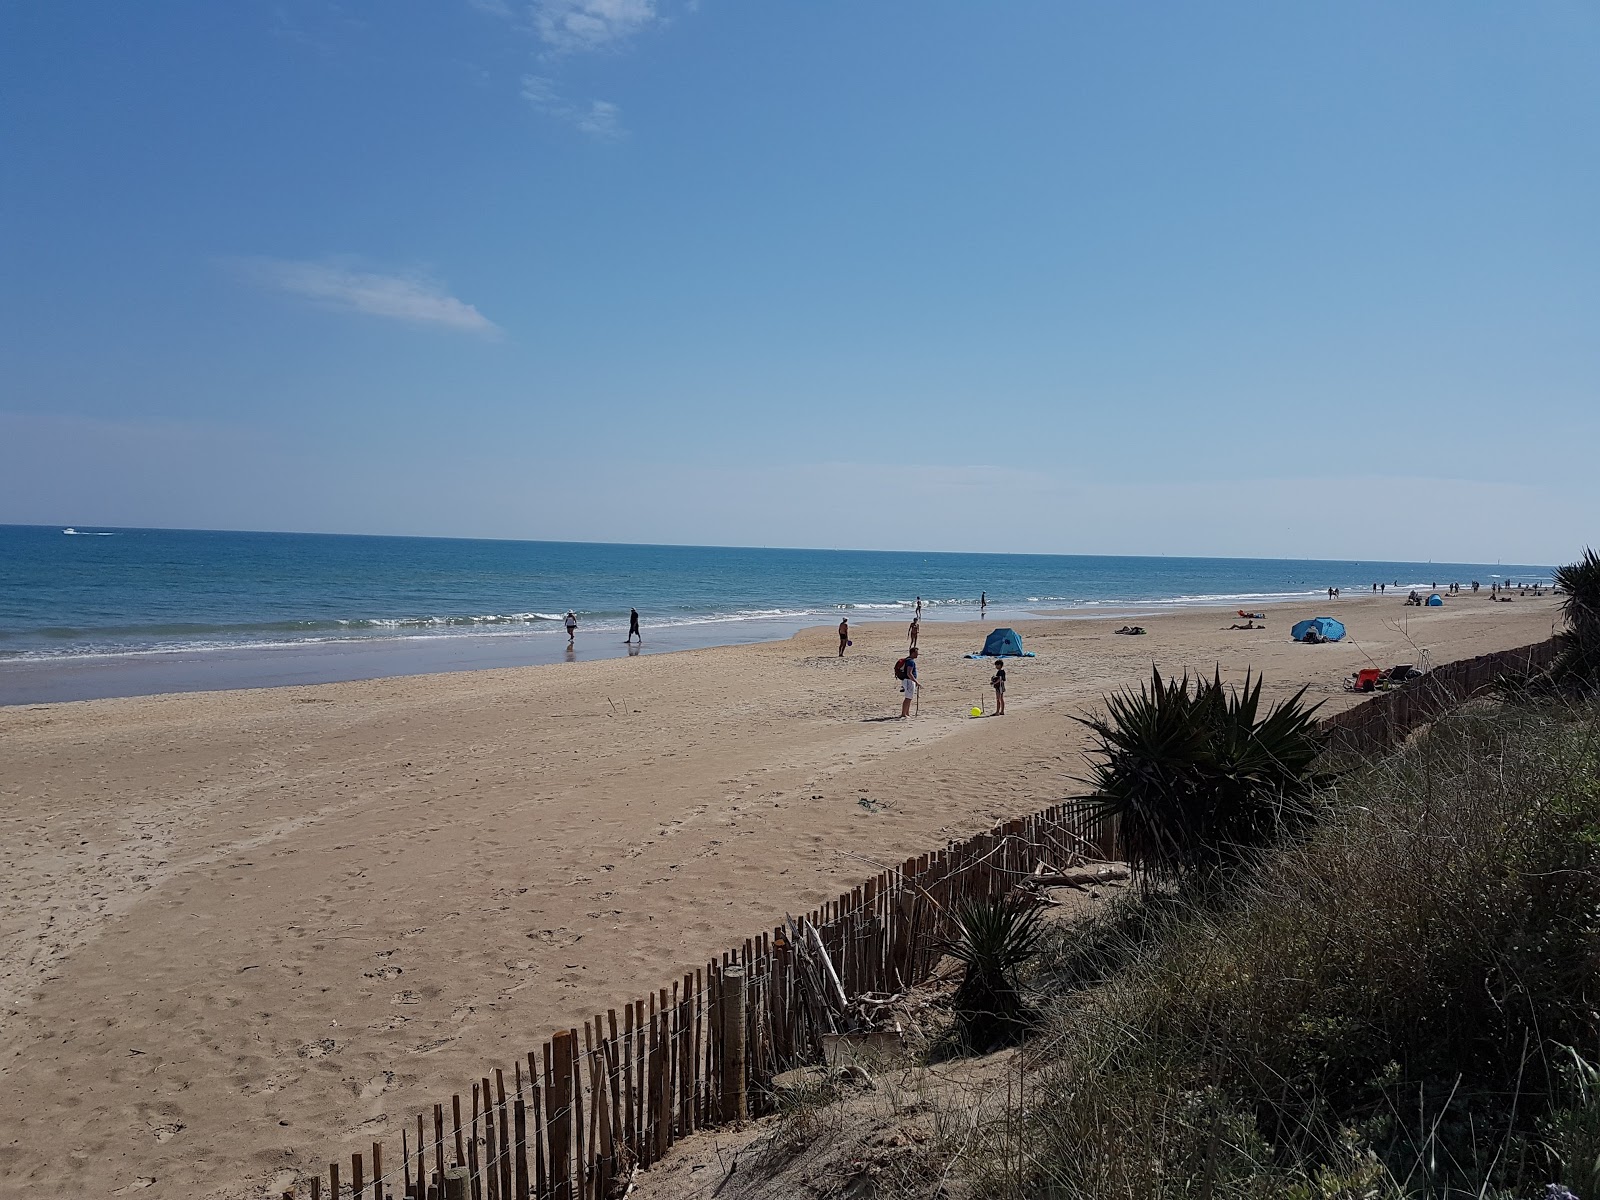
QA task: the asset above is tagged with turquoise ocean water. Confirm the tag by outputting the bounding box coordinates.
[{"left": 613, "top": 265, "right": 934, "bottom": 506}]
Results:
[{"left": 0, "top": 525, "right": 1554, "bottom": 702}]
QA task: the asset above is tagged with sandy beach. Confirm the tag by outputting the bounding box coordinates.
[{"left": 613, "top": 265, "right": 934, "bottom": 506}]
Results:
[{"left": 0, "top": 593, "right": 1562, "bottom": 1198}]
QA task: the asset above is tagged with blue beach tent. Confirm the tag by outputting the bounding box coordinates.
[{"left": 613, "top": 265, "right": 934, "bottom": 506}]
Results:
[
  {"left": 1427, "top": 593, "right": 1444, "bottom": 606},
  {"left": 966, "top": 628, "right": 1035, "bottom": 658},
  {"left": 1291, "top": 616, "right": 1346, "bottom": 643}
]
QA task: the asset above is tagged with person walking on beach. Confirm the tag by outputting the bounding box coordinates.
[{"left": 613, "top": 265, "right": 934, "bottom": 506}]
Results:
[
  {"left": 980, "top": 591, "right": 987, "bottom": 616},
  {"left": 908, "top": 616, "right": 921, "bottom": 650},
  {"left": 915, "top": 596, "right": 923, "bottom": 619},
  {"left": 627, "top": 608, "right": 641, "bottom": 644},
  {"left": 990, "top": 660, "right": 1007, "bottom": 716},
  {"left": 898, "top": 647, "right": 919, "bottom": 718},
  {"left": 564, "top": 610, "right": 578, "bottom": 643},
  {"left": 838, "top": 616, "right": 850, "bottom": 657}
]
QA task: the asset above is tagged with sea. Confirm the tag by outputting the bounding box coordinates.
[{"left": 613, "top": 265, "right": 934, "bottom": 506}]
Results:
[{"left": 0, "top": 524, "right": 1555, "bottom": 704}]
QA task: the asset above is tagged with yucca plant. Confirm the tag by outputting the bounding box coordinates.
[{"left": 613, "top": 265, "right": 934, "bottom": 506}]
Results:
[
  {"left": 1553, "top": 548, "right": 1600, "bottom": 690},
  {"left": 944, "top": 895, "right": 1045, "bottom": 1051},
  {"left": 1076, "top": 668, "right": 1327, "bottom": 888}
]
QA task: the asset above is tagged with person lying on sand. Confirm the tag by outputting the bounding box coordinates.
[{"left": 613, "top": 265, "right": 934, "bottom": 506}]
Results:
[
  {"left": 1114, "top": 625, "right": 1147, "bottom": 635},
  {"left": 1227, "top": 621, "right": 1260, "bottom": 630}
]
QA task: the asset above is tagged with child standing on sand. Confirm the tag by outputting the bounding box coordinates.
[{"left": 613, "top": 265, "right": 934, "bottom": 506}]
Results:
[{"left": 991, "top": 661, "right": 1006, "bottom": 716}]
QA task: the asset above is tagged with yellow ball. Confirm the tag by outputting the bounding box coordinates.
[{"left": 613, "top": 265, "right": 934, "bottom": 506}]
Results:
[{"left": 970, "top": 706, "right": 983, "bottom": 717}]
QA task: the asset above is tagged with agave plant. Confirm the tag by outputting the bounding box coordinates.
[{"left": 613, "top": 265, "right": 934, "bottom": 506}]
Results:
[
  {"left": 1553, "top": 548, "right": 1600, "bottom": 689},
  {"left": 1076, "top": 668, "right": 1327, "bottom": 887},
  {"left": 944, "top": 895, "right": 1045, "bottom": 1051}
]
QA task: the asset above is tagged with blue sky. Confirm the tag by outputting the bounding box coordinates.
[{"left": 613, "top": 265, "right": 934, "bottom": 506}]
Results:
[{"left": 2, "top": 1, "right": 1595, "bottom": 562}]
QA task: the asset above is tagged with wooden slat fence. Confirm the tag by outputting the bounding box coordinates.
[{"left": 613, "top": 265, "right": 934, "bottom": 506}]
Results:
[
  {"left": 1319, "top": 636, "right": 1559, "bottom": 756},
  {"left": 292, "top": 638, "right": 1556, "bottom": 1200}
]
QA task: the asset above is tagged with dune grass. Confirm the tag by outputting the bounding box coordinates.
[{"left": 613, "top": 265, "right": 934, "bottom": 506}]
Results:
[{"left": 969, "top": 698, "right": 1600, "bottom": 1199}]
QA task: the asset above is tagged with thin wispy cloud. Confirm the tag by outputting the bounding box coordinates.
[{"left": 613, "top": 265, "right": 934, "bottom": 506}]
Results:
[
  {"left": 576, "top": 99, "right": 623, "bottom": 139},
  {"left": 230, "top": 257, "right": 500, "bottom": 336},
  {"left": 521, "top": 75, "right": 626, "bottom": 138},
  {"left": 532, "top": 0, "right": 658, "bottom": 54},
  {"left": 473, "top": 0, "right": 673, "bottom": 138}
]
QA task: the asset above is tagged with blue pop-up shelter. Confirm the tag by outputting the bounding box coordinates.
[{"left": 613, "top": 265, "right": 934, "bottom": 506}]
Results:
[
  {"left": 966, "top": 628, "right": 1035, "bottom": 658},
  {"left": 1427, "top": 593, "right": 1444, "bottom": 606},
  {"left": 1292, "top": 616, "right": 1346, "bottom": 643}
]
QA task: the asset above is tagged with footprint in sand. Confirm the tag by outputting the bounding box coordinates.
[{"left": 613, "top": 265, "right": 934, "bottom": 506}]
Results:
[
  {"left": 113, "top": 1180, "right": 156, "bottom": 1194},
  {"left": 363, "top": 965, "right": 402, "bottom": 980},
  {"left": 150, "top": 1123, "right": 184, "bottom": 1143},
  {"left": 297, "top": 1038, "right": 337, "bottom": 1058},
  {"left": 358, "top": 1071, "right": 395, "bottom": 1100},
  {"left": 391, "top": 990, "right": 421, "bottom": 1005}
]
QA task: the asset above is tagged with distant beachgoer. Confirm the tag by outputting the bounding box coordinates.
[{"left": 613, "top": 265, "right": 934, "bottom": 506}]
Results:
[
  {"left": 838, "top": 617, "right": 850, "bottom": 657},
  {"left": 980, "top": 591, "right": 987, "bottom": 615},
  {"left": 900, "top": 647, "right": 919, "bottom": 718},
  {"left": 915, "top": 596, "right": 923, "bottom": 619},
  {"left": 990, "top": 661, "right": 1006, "bottom": 716},
  {"left": 565, "top": 610, "right": 578, "bottom": 642},
  {"left": 908, "top": 616, "right": 920, "bottom": 650},
  {"left": 1328, "top": 587, "right": 1335, "bottom": 600},
  {"left": 1228, "top": 621, "right": 1258, "bottom": 630},
  {"left": 627, "top": 608, "right": 641, "bottom": 643}
]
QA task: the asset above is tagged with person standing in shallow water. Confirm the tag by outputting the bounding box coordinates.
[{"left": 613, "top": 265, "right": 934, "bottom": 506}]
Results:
[
  {"left": 564, "top": 610, "right": 578, "bottom": 643},
  {"left": 837, "top": 616, "right": 850, "bottom": 657},
  {"left": 627, "top": 608, "right": 641, "bottom": 644}
]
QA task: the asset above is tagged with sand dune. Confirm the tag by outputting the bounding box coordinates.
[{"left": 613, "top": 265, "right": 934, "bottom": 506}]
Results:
[{"left": 0, "top": 593, "right": 1560, "bottom": 1198}]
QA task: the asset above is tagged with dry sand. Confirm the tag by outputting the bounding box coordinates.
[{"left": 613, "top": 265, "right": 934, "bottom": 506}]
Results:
[{"left": 0, "top": 593, "right": 1561, "bottom": 1198}]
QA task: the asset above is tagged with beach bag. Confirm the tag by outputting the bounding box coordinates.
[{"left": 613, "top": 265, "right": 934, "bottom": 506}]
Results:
[{"left": 893, "top": 657, "right": 908, "bottom": 681}]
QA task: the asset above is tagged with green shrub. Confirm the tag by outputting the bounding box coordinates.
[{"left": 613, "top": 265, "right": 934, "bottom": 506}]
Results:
[
  {"left": 944, "top": 895, "right": 1046, "bottom": 1052},
  {"left": 1076, "top": 668, "right": 1328, "bottom": 887},
  {"left": 1544, "top": 1047, "right": 1600, "bottom": 1198},
  {"left": 999, "top": 700, "right": 1600, "bottom": 1199},
  {"left": 1554, "top": 548, "right": 1600, "bottom": 690}
]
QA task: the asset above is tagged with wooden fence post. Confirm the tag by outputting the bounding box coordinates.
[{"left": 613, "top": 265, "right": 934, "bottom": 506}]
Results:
[
  {"left": 550, "top": 1030, "right": 574, "bottom": 1200},
  {"left": 443, "top": 1164, "right": 471, "bottom": 1200},
  {"left": 720, "top": 964, "right": 748, "bottom": 1123}
]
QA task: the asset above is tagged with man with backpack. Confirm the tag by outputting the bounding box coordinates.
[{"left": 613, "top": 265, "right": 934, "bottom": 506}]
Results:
[{"left": 895, "top": 647, "right": 919, "bottom": 718}]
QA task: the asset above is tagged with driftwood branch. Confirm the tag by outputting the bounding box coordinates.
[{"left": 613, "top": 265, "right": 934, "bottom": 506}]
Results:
[{"left": 1017, "top": 864, "right": 1130, "bottom": 892}]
